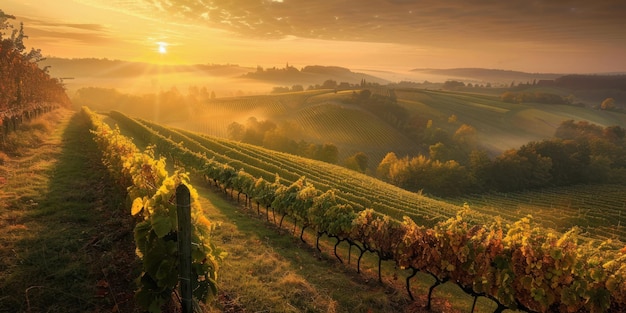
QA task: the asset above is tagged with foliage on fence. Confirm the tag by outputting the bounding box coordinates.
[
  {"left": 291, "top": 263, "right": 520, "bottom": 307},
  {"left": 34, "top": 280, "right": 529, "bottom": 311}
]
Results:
[{"left": 82, "top": 107, "right": 221, "bottom": 312}]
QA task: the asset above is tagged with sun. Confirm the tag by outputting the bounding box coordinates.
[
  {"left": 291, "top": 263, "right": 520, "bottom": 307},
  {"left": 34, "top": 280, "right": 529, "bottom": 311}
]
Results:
[{"left": 157, "top": 42, "right": 167, "bottom": 54}]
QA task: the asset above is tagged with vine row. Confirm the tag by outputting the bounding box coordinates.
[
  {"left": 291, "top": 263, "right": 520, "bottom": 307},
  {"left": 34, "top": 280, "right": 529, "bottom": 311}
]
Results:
[
  {"left": 82, "top": 107, "right": 221, "bottom": 312},
  {"left": 110, "top": 110, "right": 626, "bottom": 312}
]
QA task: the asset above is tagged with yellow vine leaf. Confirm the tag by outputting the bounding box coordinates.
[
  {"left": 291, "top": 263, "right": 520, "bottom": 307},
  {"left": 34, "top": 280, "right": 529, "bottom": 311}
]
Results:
[{"left": 131, "top": 197, "right": 144, "bottom": 216}]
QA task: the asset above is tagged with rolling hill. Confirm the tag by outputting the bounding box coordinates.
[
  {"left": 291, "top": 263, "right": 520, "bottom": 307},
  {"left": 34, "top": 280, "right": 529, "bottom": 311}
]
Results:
[
  {"left": 165, "top": 88, "right": 626, "bottom": 169},
  {"left": 410, "top": 68, "right": 562, "bottom": 84},
  {"left": 106, "top": 109, "right": 626, "bottom": 244},
  {"left": 394, "top": 88, "right": 626, "bottom": 153}
]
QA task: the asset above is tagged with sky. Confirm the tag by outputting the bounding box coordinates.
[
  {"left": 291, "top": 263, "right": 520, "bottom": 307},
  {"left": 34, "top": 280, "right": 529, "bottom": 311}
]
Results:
[{"left": 2, "top": 0, "right": 626, "bottom": 73}]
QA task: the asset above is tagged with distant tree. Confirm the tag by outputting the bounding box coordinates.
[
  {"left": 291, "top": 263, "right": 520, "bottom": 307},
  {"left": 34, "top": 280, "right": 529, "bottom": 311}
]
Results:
[
  {"left": 210, "top": 91, "right": 216, "bottom": 99},
  {"left": 555, "top": 120, "right": 603, "bottom": 141},
  {"left": 443, "top": 80, "right": 465, "bottom": 90},
  {"left": 261, "top": 121, "right": 303, "bottom": 154},
  {"left": 263, "top": 131, "right": 297, "bottom": 154},
  {"left": 316, "top": 143, "right": 339, "bottom": 164},
  {"left": 604, "top": 125, "right": 626, "bottom": 142},
  {"left": 337, "top": 82, "right": 351, "bottom": 90},
  {"left": 238, "top": 117, "right": 276, "bottom": 145},
  {"left": 425, "top": 159, "right": 470, "bottom": 196},
  {"left": 377, "top": 152, "right": 398, "bottom": 179},
  {"left": 345, "top": 152, "right": 369, "bottom": 173},
  {"left": 358, "top": 89, "right": 371, "bottom": 101},
  {"left": 450, "top": 124, "right": 478, "bottom": 164},
  {"left": 500, "top": 91, "right": 566, "bottom": 104},
  {"left": 531, "top": 139, "right": 589, "bottom": 185},
  {"left": 501, "top": 91, "right": 516, "bottom": 103},
  {"left": 601, "top": 97, "right": 616, "bottom": 110},
  {"left": 429, "top": 142, "right": 454, "bottom": 162},
  {"left": 272, "top": 86, "right": 291, "bottom": 93},
  {"left": 488, "top": 149, "right": 540, "bottom": 191},
  {"left": 291, "top": 84, "right": 304, "bottom": 92},
  {"left": 453, "top": 124, "right": 478, "bottom": 149},
  {"left": 227, "top": 122, "right": 245, "bottom": 141},
  {"left": 421, "top": 125, "right": 452, "bottom": 148},
  {"left": 516, "top": 144, "right": 554, "bottom": 187},
  {"left": 468, "top": 149, "right": 492, "bottom": 191},
  {"left": 387, "top": 155, "right": 410, "bottom": 186},
  {"left": 321, "top": 79, "right": 337, "bottom": 89}
]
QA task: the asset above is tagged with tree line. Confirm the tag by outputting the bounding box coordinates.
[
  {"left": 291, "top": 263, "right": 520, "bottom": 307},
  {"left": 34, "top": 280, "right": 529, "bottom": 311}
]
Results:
[
  {"left": 272, "top": 78, "right": 383, "bottom": 94},
  {"left": 500, "top": 91, "right": 572, "bottom": 105},
  {"left": 0, "top": 10, "right": 70, "bottom": 136},
  {"left": 377, "top": 120, "right": 626, "bottom": 196},
  {"left": 538, "top": 75, "right": 626, "bottom": 91}
]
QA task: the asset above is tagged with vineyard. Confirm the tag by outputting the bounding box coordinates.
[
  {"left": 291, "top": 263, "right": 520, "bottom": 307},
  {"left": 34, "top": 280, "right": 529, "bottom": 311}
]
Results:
[
  {"left": 164, "top": 89, "right": 419, "bottom": 167},
  {"left": 82, "top": 108, "right": 221, "bottom": 311},
  {"left": 102, "top": 108, "right": 626, "bottom": 313},
  {"left": 153, "top": 88, "right": 626, "bottom": 178},
  {"left": 4, "top": 5, "right": 626, "bottom": 312},
  {"left": 108, "top": 110, "right": 474, "bottom": 226},
  {"left": 449, "top": 185, "right": 626, "bottom": 243},
  {"left": 171, "top": 90, "right": 326, "bottom": 137},
  {"left": 290, "top": 103, "right": 418, "bottom": 164}
]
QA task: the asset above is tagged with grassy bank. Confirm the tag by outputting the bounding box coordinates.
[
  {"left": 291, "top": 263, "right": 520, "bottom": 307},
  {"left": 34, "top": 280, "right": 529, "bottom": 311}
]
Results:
[
  {"left": 194, "top": 180, "right": 509, "bottom": 313},
  {"left": 195, "top": 183, "right": 416, "bottom": 313},
  {"left": 0, "top": 110, "right": 138, "bottom": 312}
]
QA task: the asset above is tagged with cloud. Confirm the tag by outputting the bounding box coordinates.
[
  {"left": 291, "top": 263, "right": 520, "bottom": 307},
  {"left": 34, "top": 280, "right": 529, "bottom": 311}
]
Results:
[
  {"left": 19, "top": 16, "right": 106, "bottom": 32},
  {"left": 14, "top": 16, "right": 116, "bottom": 46},
  {"left": 25, "top": 28, "right": 116, "bottom": 45},
  {"left": 113, "top": 0, "right": 625, "bottom": 49}
]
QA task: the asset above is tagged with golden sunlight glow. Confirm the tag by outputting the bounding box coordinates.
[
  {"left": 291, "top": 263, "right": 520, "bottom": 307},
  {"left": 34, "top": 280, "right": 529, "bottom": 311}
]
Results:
[
  {"left": 157, "top": 42, "right": 167, "bottom": 54},
  {"left": 3, "top": 0, "right": 625, "bottom": 73}
]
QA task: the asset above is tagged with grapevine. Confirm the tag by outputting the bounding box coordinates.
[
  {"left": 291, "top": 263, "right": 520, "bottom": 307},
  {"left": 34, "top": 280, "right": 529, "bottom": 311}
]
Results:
[
  {"left": 82, "top": 107, "right": 221, "bottom": 312},
  {"left": 108, "top": 109, "right": 626, "bottom": 312}
]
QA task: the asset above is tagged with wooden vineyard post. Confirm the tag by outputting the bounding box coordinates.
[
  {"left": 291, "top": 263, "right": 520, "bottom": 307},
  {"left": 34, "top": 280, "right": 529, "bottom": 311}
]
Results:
[{"left": 176, "top": 184, "right": 193, "bottom": 313}]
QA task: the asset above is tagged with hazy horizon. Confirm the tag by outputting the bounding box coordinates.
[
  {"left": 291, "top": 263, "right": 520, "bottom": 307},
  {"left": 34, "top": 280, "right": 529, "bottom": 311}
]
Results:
[{"left": 3, "top": 1, "right": 626, "bottom": 74}]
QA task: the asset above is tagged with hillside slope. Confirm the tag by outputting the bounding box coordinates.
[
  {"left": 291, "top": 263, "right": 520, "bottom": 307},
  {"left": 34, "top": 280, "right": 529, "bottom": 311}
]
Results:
[
  {"left": 168, "top": 88, "right": 626, "bottom": 168},
  {"left": 395, "top": 89, "right": 626, "bottom": 153}
]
